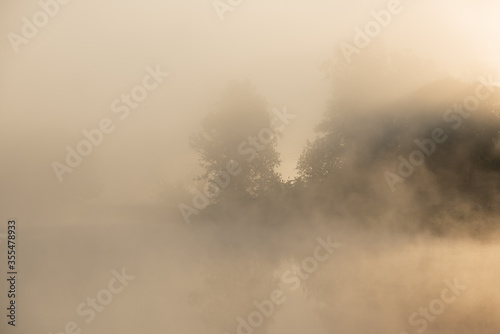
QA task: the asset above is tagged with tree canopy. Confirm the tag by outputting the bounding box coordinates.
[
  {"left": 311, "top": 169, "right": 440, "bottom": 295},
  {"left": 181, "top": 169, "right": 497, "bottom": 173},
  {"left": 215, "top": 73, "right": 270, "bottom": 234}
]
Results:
[{"left": 189, "top": 80, "right": 282, "bottom": 203}]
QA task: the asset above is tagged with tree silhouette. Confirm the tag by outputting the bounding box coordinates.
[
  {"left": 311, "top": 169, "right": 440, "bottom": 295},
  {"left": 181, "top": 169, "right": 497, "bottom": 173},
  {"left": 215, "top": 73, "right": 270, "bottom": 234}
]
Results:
[
  {"left": 296, "top": 44, "right": 500, "bottom": 231},
  {"left": 190, "top": 80, "right": 282, "bottom": 204}
]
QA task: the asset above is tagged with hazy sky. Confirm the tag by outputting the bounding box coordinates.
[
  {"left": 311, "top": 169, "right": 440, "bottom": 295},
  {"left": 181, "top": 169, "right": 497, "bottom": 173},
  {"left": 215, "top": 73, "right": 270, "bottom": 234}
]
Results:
[{"left": 1, "top": 0, "right": 500, "bottom": 207}]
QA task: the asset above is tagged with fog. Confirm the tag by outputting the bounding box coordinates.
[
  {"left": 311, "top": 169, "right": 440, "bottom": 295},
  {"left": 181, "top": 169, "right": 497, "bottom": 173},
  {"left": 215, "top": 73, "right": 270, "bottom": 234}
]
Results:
[{"left": 1, "top": 0, "right": 500, "bottom": 333}]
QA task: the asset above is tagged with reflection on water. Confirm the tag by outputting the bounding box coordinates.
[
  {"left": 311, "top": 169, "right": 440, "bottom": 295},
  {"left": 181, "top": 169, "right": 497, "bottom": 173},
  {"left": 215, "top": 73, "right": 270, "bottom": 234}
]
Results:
[{"left": 13, "top": 221, "right": 500, "bottom": 334}]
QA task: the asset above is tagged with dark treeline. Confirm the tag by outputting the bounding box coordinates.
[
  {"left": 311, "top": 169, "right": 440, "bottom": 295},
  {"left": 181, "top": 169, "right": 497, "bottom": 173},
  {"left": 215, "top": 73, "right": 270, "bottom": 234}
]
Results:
[{"left": 170, "top": 45, "right": 500, "bottom": 237}]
